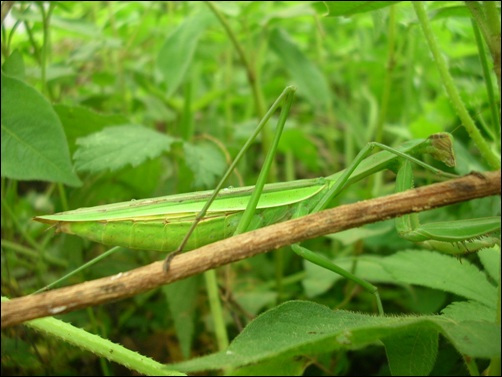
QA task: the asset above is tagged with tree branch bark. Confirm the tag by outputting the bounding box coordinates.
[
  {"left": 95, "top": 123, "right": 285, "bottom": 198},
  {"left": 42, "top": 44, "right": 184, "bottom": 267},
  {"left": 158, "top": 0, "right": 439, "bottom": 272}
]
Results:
[{"left": 2, "top": 170, "right": 500, "bottom": 328}]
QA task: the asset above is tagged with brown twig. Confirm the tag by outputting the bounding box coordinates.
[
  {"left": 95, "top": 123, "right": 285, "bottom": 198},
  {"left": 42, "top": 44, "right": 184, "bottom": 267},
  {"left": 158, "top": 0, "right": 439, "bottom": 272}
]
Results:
[{"left": 2, "top": 170, "right": 500, "bottom": 328}]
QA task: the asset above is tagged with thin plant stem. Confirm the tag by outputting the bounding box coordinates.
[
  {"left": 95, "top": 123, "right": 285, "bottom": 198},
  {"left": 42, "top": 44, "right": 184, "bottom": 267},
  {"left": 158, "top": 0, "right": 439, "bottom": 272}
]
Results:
[
  {"left": 34, "top": 246, "right": 123, "bottom": 293},
  {"left": 471, "top": 19, "right": 500, "bottom": 146},
  {"left": 1, "top": 297, "right": 181, "bottom": 376},
  {"left": 1, "top": 239, "right": 67, "bottom": 268},
  {"left": 204, "top": 270, "right": 229, "bottom": 350},
  {"left": 57, "top": 183, "right": 69, "bottom": 212},
  {"left": 204, "top": 1, "right": 264, "bottom": 116},
  {"left": 413, "top": 2, "right": 500, "bottom": 170},
  {"left": 463, "top": 354, "right": 480, "bottom": 376},
  {"left": 233, "top": 88, "right": 295, "bottom": 235},
  {"left": 466, "top": 1, "right": 501, "bottom": 90},
  {"left": 204, "top": 1, "right": 276, "bottom": 180},
  {"left": 292, "top": 245, "right": 384, "bottom": 315},
  {"left": 1, "top": 197, "right": 41, "bottom": 252},
  {"left": 372, "top": 4, "right": 397, "bottom": 196},
  {"left": 375, "top": 4, "right": 396, "bottom": 144},
  {"left": 164, "top": 86, "right": 296, "bottom": 271}
]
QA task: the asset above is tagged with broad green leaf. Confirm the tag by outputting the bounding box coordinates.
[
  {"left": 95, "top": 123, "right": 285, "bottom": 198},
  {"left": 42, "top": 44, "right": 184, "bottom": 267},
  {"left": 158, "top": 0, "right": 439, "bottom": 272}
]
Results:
[
  {"left": 68, "top": 158, "right": 164, "bottom": 207},
  {"left": 230, "top": 355, "right": 310, "bottom": 376},
  {"left": 404, "top": 287, "right": 448, "bottom": 315},
  {"left": 269, "top": 28, "right": 331, "bottom": 108},
  {"left": 323, "top": 1, "right": 402, "bottom": 17},
  {"left": 183, "top": 141, "right": 227, "bottom": 189},
  {"left": 1, "top": 73, "right": 81, "bottom": 187},
  {"left": 383, "top": 327, "right": 438, "bottom": 376},
  {"left": 163, "top": 276, "right": 201, "bottom": 360},
  {"left": 157, "top": 11, "right": 212, "bottom": 97},
  {"left": 303, "top": 248, "right": 499, "bottom": 311},
  {"left": 441, "top": 301, "right": 495, "bottom": 322},
  {"left": 430, "top": 5, "right": 471, "bottom": 20},
  {"left": 54, "top": 104, "right": 129, "bottom": 154},
  {"left": 440, "top": 319, "right": 500, "bottom": 358},
  {"left": 74, "top": 125, "right": 176, "bottom": 173},
  {"left": 170, "top": 301, "right": 500, "bottom": 373},
  {"left": 2, "top": 50, "right": 25, "bottom": 80},
  {"left": 477, "top": 246, "right": 500, "bottom": 282},
  {"left": 381, "top": 250, "right": 497, "bottom": 308}
]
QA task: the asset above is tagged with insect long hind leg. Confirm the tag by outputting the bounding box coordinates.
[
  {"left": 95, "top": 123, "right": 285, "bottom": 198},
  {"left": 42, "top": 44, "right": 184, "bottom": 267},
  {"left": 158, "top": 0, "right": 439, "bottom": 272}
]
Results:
[
  {"left": 162, "top": 86, "right": 297, "bottom": 273},
  {"left": 291, "top": 244, "right": 384, "bottom": 315}
]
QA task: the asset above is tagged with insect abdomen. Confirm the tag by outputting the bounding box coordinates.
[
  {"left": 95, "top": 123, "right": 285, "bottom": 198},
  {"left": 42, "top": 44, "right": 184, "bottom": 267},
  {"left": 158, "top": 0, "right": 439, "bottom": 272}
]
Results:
[{"left": 58, "top": 212, "right": 244, "bottom": 252}]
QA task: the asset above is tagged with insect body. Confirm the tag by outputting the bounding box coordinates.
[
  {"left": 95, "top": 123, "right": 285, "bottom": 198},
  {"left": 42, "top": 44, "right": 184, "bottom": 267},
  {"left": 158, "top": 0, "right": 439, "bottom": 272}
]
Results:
[
  {"left": 35, "top": 135, "right": 488, "bottom": 256},
  {"left": 34, "top": 179, "right": 328, "bottom": 252}
]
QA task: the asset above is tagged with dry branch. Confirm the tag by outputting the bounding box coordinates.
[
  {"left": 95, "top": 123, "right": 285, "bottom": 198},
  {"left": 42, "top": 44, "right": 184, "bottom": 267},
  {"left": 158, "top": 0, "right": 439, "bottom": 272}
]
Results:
[{"left": 2, "top": 170, "right": 500, "bottom": 328}]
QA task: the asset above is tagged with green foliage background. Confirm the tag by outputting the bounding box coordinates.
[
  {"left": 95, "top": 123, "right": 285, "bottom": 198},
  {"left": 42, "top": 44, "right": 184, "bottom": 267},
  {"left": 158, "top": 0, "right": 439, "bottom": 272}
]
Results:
[{"left": 1, "top": 1, "right": 500, "bottom": 376}]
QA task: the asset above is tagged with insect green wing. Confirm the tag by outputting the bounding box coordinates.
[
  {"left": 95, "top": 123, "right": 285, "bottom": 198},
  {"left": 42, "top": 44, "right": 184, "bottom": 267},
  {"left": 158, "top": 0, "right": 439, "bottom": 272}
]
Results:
[{"left": 34, "top": 181, "right": 327, "bottom": 223}]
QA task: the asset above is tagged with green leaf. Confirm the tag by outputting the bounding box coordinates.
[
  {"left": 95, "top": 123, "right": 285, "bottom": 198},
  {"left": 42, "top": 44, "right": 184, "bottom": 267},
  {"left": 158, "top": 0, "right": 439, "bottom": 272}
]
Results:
[
  {"left": 230, "top": 355, "right": 310, "bottom": 376},
  {"left": 440, "top": 319, "right": 500, "bottom": 358},
  {"left": 162, "top": 276, "right": 201, "bottom": 359},
  {"left": 2, "top": 50, "right": 25, "bottom": 80},
  {"left": 430, "top": 5, "right": 471, "bottom": 20},
  {"left": 157, "top": 11, "right": 212, "bottom": 97},
  {"left": 441, "top": 301, "right": 495, "bottom": 322},
  {"left": 303, "top": 248, "right": 499, "bottom": 313},
  {"left": 477, "top": 246, "right": 501, "bottom": 282},
  {"left": 54, "top": 104, "right": 129, "bottom": 154},
  {"left": 381, "top": 250, "right": 497, "bottom": 307},
  {"left": 169, "top": 301, "right": 500, "bottom": 373},
  {"left": 269, "top": 28, "right": 331, "bottom": 108},
  {"left": 183, "top": 141, "right": 226, "bottom": 189},
  {"left": 323, "top": 1, "right": 402, "bottom": 17},
  {"left": 1, "top": 73, "right": 81, "bottom": 187},
  {"left": 74, "top": 125, "right": 176, "bottom": 173},
  {"left": 383, "top": 327, "right": 438, "bottom": 376}
]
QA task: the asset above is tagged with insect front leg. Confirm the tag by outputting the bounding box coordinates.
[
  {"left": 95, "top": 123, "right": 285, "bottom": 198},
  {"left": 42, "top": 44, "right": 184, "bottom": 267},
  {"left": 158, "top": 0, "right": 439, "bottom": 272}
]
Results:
[
  {"left": 395, "top": 160, "right": 501, "bottom": 255},
  {"left": 289, "top": 201, "right": 385, "bottom": 315}
]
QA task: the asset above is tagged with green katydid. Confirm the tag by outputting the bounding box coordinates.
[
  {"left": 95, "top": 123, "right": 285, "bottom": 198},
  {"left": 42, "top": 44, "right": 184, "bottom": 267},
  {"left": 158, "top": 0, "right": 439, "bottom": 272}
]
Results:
[
  {"left": 34, "top": 86, "right": 501, "bottom": 314},
  {"left": 33, "top": 135, "right": 475, "bottom": 255}
]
